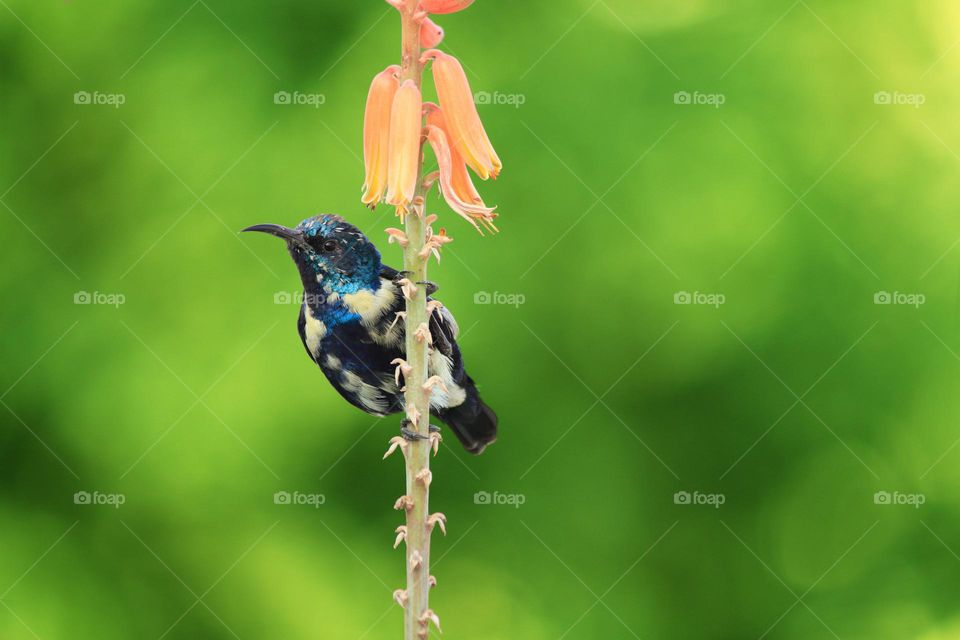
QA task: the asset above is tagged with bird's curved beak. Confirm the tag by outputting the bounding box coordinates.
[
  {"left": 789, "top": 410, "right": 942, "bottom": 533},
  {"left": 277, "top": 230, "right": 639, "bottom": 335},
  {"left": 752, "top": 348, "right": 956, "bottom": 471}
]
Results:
[{"left": 241, "top": 223, "right": 303, "bottom": 242}]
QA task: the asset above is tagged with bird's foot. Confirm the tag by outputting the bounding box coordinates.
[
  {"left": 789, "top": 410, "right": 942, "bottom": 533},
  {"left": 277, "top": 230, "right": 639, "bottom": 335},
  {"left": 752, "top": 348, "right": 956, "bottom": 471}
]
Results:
[
  {"left": 400, "top": 419, "right": 429, "bottom": 442},
  {"left": 417, "top": 280, "right": 439, "bottom": 295}
]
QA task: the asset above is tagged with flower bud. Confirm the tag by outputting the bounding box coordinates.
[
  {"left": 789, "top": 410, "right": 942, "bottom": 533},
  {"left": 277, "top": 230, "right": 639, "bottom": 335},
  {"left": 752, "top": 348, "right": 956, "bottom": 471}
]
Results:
[
  {"left": 419, "top": 0, "right": 474, "bottom": 14},
  {"left": 420, "top": 17, "right": 444, "bottom": 48}
]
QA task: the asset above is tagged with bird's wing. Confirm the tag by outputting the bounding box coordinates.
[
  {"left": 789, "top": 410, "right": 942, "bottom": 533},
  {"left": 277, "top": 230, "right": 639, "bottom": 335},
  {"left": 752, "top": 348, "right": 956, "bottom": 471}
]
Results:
[
  {"left": 429, "top": 302, "right": 460, "bottom": 359},
  {"left": 379, "top": 263, "right": 459, "bottom": 358}
]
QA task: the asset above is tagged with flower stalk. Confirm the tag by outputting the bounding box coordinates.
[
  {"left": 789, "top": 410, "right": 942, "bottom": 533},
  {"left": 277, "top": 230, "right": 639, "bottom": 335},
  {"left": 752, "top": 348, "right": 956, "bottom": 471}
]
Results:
[
  {"left": 363, "top": 0, "right": 501, "bottom": 635},
  {"left": 398, "top": 2, "right": 434, "bottom": 638}
]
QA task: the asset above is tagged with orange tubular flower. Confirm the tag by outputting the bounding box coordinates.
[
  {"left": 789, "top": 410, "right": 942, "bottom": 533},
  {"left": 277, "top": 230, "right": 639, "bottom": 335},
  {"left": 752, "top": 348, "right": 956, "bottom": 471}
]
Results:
[
  {"left": 424, "top": 120, "right": 497, "bottom": 233},
  {"left": 361, "top": 66, "right": 400, "bottom": 207},
  {"left": 420, "top": 17, "right": 444, "bottom": 48},
  {"left": 426, "top": 50, "right": 501, "bottom": 180},
  {"left": 385, "top": 80, "right": 423, "bottom": 211},
  {"left": 425, "top": 105, "right": 488, "bottom": 207},
  {"left": 419, "top": 0, "right": 475, "bottom": 14}
]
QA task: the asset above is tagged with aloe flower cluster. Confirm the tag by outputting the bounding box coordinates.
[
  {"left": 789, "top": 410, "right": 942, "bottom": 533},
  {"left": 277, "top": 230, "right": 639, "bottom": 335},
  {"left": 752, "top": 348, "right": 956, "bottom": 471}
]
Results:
[{"left": 361, "top": 0, "right": 500, "bottom": 234}]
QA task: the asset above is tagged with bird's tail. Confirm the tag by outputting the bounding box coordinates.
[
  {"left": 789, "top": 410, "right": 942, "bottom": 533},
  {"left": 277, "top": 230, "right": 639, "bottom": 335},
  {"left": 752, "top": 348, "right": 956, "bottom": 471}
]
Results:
[{"left": 437, "top": 387, "right": 497, "bottom": 455}]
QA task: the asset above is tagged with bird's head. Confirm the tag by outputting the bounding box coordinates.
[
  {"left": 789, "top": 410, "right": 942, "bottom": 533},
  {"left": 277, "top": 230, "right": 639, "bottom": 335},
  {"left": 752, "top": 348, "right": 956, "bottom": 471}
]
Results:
[{"left": 243, "top": 214, "right": 382, "bottom": 294}]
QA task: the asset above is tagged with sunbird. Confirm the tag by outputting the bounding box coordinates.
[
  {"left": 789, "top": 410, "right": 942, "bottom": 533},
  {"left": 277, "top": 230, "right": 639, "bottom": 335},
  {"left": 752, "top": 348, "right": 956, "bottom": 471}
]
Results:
[{"left": 243, "top": 214, "right": 497, "bottom": 454}]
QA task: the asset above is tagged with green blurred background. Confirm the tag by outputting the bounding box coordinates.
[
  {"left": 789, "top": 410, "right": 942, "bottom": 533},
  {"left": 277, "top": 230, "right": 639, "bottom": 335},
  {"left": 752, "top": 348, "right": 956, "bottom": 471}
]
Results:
[{"left": 2, "top": 0, "right": 960, "bottom": 638}]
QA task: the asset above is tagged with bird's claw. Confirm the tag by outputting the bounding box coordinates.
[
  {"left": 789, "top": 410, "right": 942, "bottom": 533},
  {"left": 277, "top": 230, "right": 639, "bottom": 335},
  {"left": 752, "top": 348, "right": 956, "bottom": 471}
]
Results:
[
  {"left": 416, "top": 280, "right": 439, "bottom": 295},
  {"left": 401, "top": 418, "right": 429, "bottom": 442},
  {"left": 394, "top": 495, "right": 415, "bottom": 512},
  {"left": 393, "top": 589, "right": 408, "bottom": 608}
]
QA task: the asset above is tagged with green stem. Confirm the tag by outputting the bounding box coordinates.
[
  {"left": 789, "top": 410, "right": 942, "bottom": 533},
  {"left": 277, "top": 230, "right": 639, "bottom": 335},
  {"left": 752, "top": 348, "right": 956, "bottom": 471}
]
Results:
[{"left": 398, "top": 3, "right": 433, "bottom": 638}]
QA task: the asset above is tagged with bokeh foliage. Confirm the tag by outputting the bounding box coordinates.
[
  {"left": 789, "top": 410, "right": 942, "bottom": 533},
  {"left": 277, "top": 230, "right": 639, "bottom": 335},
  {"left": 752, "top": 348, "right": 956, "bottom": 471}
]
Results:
[{"left": 2, "top": 1, "right": 960, "bottom": 638}]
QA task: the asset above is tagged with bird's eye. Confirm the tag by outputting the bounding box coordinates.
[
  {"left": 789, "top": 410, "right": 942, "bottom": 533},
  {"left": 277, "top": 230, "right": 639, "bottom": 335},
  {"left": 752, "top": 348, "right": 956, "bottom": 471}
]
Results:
[{"left": 322, "top": 240, "right": 338, "bottom": 253}]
